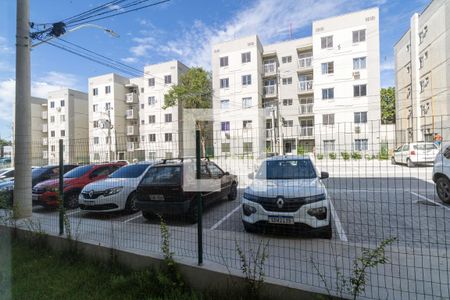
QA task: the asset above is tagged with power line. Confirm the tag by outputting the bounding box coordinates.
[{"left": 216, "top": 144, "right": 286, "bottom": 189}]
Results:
[{"left": 64, "top": 0, "right": 127, "bottom": 24}]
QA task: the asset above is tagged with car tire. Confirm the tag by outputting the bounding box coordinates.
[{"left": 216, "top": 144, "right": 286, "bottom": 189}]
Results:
[
  {"left": 391, "top": 157, "right": 396, "bottom": 165},
  {"left": 407, "top": 159, "right": 415, "bottom": 168},
  {"left": 436, "top": 176, "right": 450, "bottom": 204},
  {"left": 142, "top": 211, "right": 155, "bottom": 221},
  {"left": 227, "top": 183, "right": 237, "bottom": 201},
  {"left": 242, "top": 221, "right": 258, "bottom": 233},
  {"left": 124, "top": 192, "right": 138, "bottom": 214},
  {"left": 64, "top": 192, "right": 79, "bottom": 209}
]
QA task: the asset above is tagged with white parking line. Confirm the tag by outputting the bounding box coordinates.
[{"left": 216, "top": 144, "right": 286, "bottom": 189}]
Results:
[
  {"left": 123, "top": 213, "right": 142, "bottom": 223},
  {"left": 210, "top": 204, "right": 242, "bottom": 230},
  {"left": 409, "top": 192, "right": 450, "bottom": 211},
  {"left": 329, "top": 199, "right": 348, "bottom": 242},
  {"left": 65, "top": 209, "right": 81, "bottom": 216}
]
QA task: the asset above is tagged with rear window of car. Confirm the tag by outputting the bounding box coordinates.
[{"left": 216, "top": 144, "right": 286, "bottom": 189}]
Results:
[
  {"left": 140, "top": 166, "right": 181, "bottom": 185},
  {"left": 109, "top": 164, "right": 150, "bottom": 178},
  {"left": 64, "top": 165, "right": 93, "bottom": 178},
  {"left": 413, "top": 143, "right": 437, "bottom": 151}
]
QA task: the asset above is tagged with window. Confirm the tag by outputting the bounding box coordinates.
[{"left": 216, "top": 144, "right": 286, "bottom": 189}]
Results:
[
  {"left": 50, "top": 116, "right": 55, "bottom": 123},
  {"left": 241, "top": 52, "right": 251, "bottom": 63},
  {"left": 93, "top": 88, "right": 98, "bottom": 96},
  {"left": 220, "top": 99, "right": 230, "bottom": 109},
  {"left": 353, "top": 57, "right": 367, "bottom": 70},
  {"left": 221, "top": 143, "right": 230, "bottom": 153},
  {"left": 208, "top": 163, "right": 224, "bottom": 178},
  {"left": 321, "top": 36, "right": 333, "bottom": 49},
  {"left": 165, "top": 113, "right": 172, "bottom": 123},
  {"left": 242, "top": 97, "right": 252, "bottom": 108},
  {"left": 50, "top": 130, "right": 55, "bottom": 137},
  {"left": 354, "top": 112, "right": 368, "bottom": 124},
  {"left": 322, "top": 88, "right": 334, "bottom": 100},
  {"left": 105, "top": 86, "right": 111, "bottom": 94},
  {"left": 243, "top": 142, "right": 253, "bottom": 153},
  {"left": 165, "top": 152, "right": 173, "bottom": 159},
  {"left": 282, "top": 77, "right": 292, "bottom": 85},
  {"left": 282, "top": 56, "right": 292, "bottom": 64},
  {"left": 164, "top": 75, "right": 172, "bottom": 84},
  {"left": 221, "top": 121, "right": 230, "bottom": 131},
  {"left": 148, "top": 96, "right": 156, "bottom": 105},
  {"left": 323, "top": 114, "right": 335, "bottom": 125},
  {"left": 148, "top": 115, "right": 155, "bottom": 123},
  {"left": 354, "top": 139, "right": 368, "bottom": 151},
  {"left": 51, "top": 145, "right": 55, "bottom": 152},
  {"left": 140, "top": 103, "right": 144, "bottom": 109},
  {"left": 323, "top": 140, "right": 335, "bottom": 153},
  {"left": 164, "top": 133, "right": 172, "bottom": 142},
  {"left": 282, "top": 99, "right": 293, "bottom": 106},
  {"left": 148, "top": 152, "right": 156, "bottom": 160},
  {"left": 353, "top": 29, "right": 366, "bottom": 43},
  {"left": 50, "top": 101, "right": 55, "bottom": 108},
  {"left": 60, "top": 130, "right": 65, "bottom": 137},
  {"left": 93, "top": 121, "right": 99, "bottom": 128},
  {"left": 105, "top": 102, "right": 111, "bottom": 110},
  {"left": 60, "top": 100, "right": 65, "bottom": 107},
  {"left": 60, "top": 115, "right": 65, "bottom": 122},
  {"left": 141, "top": 119, "right": 144, "bottom": 125},
  {"left": 354, "top": 84, "right": 367, "bottom": 97},
  {"left": 93, "top": 104, "right": 98, "bottom": 112},
  {"left": 283, "top": 120, "right": 293, "bottom": 127},
  {"left": 220, "top": 56, "right": 228, "bottom": 67},
  {"left": 148, "top": 78, "right": 155, "bottom": 87},
  {"left": 220, "top": 78, "right": 229, "bottom": 88},
  {"left": 94, "top": 137, "right": 99, "bottom": 144},
  {"left": 242, "top": 75, "right": 252, "bottom": 86},
  {"left": 149, "top": 134, "right": 156, "bottom": 142},
  {"left": 243, "top": 120, "right": 252, "bottom": 129},
  {"left": 321, "top": 62, "right": 334, "bottom": 74},
  {"left": 141, "top": 87, "right": 144, "bottom": 93}
]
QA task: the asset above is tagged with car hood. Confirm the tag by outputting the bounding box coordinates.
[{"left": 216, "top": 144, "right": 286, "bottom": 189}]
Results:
[
  {"left": 245, "top": 178, "right": 326, "bottom": 198},
  {"left": 82, "top": 178, "right": 139, "bottom": 192}
]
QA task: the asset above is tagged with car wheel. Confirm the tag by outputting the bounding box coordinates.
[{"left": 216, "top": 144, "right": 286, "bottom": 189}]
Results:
[
  {"left": 64, "top": 192, "right": 79, "bottom": 209},
  {"left": 407, "top": 159, "right": 415, "bottom": 168},
  {"left": 391, "top": 157, "right": 396, "bottom": 165},
  {"left": 436, "top": 176, "right": 450, "bottom": 204},
  {"left": 125, "top": 192, "right": 138, "bottom": 214},
  {"left": 242, "top": 221, "right": 258, "bottom": 233},
  {"left": 142, "top": 211, "right": 155, "bottom": 221},
  {"left": 227, "top": 183, "right": 237, "bottom": 201}
]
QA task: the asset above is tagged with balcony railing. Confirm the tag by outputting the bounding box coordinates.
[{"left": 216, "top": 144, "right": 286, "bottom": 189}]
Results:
[
  {"left": 126, "top": 92, "right": 137, "bottom": 103},
  {"left": 42, "top": 111, "right": 48, "bottom": 120},
  {"left": 127, "top": 142, "right": 138, "bottom": 151},
  {"left": 299, "top": 104, "right": 314, "bottom": 115},
  {"left": 263, "top": 63, "right": 276, "bottom": 75},
  {"left": 298, "top": 56, "right": 312, "bottom": 70},
  {"left": 127, "top": 125, "right": 137, "bottom": 136},
  {"left": 126, "top": 109, "right": 136, "bottom": 119},
  {"left": 42, "top": 124, "right": 48, "bottom": 133},
  {"left": 298, "top": 80, "right": 313, "bottom": 93},
  {"left": 263, "top": 85, "right": 277, "bottom": 97},
  {"left": 299, "top": 126, "right": 314, "bottom": 137}
]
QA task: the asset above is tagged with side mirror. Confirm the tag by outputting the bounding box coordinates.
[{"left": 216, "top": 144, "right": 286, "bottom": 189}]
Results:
[
  {"left": 224, "top": 171, "right": 230, "bottom": 176},
  {"left": 320, "top": 172, "right": 329, "bottom": 179},
  {"left": 248, "top": 173, "right": 254, "bottom": 179}
]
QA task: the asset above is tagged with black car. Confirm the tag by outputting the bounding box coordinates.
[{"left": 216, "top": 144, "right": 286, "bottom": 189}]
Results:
[
  {"left": 135, "top": 159, "right": 238, "bottom": 223},
  {"left": 0, "top": 164, "right": 78, "bottom": 206}
]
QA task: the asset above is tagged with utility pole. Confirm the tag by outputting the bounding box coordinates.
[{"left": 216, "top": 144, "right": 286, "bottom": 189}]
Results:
[{"left": 14, "top": 0, "right": 32, "bottom": 218}]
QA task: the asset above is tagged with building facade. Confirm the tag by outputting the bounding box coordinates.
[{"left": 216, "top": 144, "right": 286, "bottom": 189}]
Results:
[
  {"left": 47, "top": 89, "right": 89, "bottom": 164},
  {"left": 394, "top": 0, "right": 450, "bottom": 144},
  {"left": 212, "top": 8, "right": 381, "bottom": 157}
]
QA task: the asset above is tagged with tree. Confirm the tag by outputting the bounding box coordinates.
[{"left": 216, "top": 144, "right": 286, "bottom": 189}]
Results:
[
  {"left": 380, "top": 87, "right": 396, "bottom": 124},
  {"left": 163, "top": 68, "right": 212, "bottom": 156}
]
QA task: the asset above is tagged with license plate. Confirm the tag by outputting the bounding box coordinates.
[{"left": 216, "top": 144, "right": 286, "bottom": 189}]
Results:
[
  {"left": 268, "top": 216, "right": 294, "bottom": 225},
  {"left": 149, "top": 194, "right": 164, "bottom": 201}
]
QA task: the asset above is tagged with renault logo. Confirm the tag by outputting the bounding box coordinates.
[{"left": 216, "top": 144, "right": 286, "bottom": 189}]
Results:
[
  {"left": 89, "top": 190, "right": 95, "bottom": 198},
  {"left": 276, "top": 197, "right": 284, "bottom": 209}
]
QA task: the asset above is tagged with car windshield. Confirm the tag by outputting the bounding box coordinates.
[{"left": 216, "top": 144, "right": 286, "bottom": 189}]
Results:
[
  {"left": 141, "top": 166, "right": 181, "bottom": 185},
  {"left": 32, "top": 167, "right": 49, "bottom": 178},
  {"left": 109, "top": 164, "right": 150, "bottom": 178},
  {"left": 413, "top": 143, "right": 437, "bottom": 151},
  {"left": 255, "top": 159, "right": 316, "bottom": 180},
  {"left": 64, "top": 165, "right": 93, "bottom": 178}
]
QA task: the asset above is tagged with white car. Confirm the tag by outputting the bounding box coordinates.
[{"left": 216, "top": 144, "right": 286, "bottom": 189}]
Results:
[
  {"left": 391, "top": 142, "right": 439, "bottom": 167},
  {"left": 241, "top": 155, "right": 332, "bottom": 239},
  {"left": 79, "top": 163, "right": 153, "bottom": 213},
  {"left": 432, "top": 143, "right": 450, "bottom": 203},
  {"left": 0, "top": 168, "right": 14, "bottom": 182}
]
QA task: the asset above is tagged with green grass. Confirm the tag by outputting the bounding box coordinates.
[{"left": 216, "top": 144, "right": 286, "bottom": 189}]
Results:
[{"left": 11, "top": 240, "right": 201, "bottom": 300}]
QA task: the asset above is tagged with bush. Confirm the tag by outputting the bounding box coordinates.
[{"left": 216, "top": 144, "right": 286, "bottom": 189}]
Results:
[
  {"left": 317, "top": 153, "right": 324, "bottom": 160},
  {"left": 341, "top": 152, "right": 350, "bottom": 160},
  {"left": 297, "top": 145, "right": 305, "bottom": 156},
  {"left": 351, "top": 152, "right": 362, "bottom": 160},
  {"left": 378, "top": 143, "right": 390, "bottom": 160},
  {"left": 364, "top": 154, "right": 375, "bottom": 160},
  {"left": 328, "top": 152, "right": 337, "bottom": 160}
]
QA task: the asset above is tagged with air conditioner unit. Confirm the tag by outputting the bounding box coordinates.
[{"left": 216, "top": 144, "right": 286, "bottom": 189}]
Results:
[
  {"left": 355, "top": 126, "right": 361, "bottom": 134},
  {"left": 352, "top": 71, "right": 360, "bottom": 79}
]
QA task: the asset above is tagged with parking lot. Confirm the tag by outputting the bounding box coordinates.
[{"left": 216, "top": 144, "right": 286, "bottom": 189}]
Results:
[{"left": 5, "top": 160, "right": 450, "bottom": 299}]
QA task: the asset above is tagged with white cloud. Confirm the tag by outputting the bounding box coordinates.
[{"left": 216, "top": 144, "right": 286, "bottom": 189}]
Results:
[
  {"left": 107, "top": 4, "right": 124, "bottom": 11},
  {"left": 381, "top": 60, "right": 395, "bottom": 71},
  {"left": 121, "top": 57, "right": 137, "bottom": 63}
]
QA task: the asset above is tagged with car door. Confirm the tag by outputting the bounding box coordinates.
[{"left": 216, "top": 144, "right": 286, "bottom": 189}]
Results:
[
  {"left": 199, "top": 163, "right": 215, "bottom": 206},
  {"left": 207, "top": 162, "right": 228, "bottom": 200},
  {"left": 401, "top": 144, "right": 410, "bottom": 163},
  {"left": 394, "top": 146, "right": 403, "bottom": 163}
]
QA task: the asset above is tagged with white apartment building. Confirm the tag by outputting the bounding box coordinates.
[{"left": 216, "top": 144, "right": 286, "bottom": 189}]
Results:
[
  {"left": 47, "top": 89, "right": 89, "bottom": 165},
  {"left": 394, "top": 0, "right": 450, "bottom": 144},
  {"left": 212, "top": 8, "right": 381, "bottom": 156},
  {"left": 138, "top": 60, "right": 189, "bottom": 160}
]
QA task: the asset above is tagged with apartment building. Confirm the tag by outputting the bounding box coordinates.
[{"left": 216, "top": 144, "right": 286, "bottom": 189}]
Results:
[
  {"left": 394, "top": 0, "right": 450, "bottom": 144},
  {"left": 212, "top": 8, "right": 381, "bottom": 156},
  {"left": 46, "top": 89, "right": 89, "bottom": 164},
  {"left": 138, "top": 60, "right": 189, "bottom": 160}
]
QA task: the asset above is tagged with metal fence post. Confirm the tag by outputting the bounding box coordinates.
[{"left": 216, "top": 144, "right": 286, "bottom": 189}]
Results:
[
  {"left": 58, "top": 139, "right": 64, "bottom": 235},
  {"left": 196, "top": 129, "right": 203, "bottom": 265}
]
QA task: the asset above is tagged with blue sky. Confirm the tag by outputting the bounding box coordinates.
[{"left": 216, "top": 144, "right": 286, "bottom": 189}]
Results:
[{"left": 0, "top": 0, "right": 429, "bottom": 140}]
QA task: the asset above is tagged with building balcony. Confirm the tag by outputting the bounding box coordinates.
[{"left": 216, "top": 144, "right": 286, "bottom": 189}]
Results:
[
  {"left": 263, "top": 63, "right": 277, "bottom": 76},
  {"left": 42, "top": 111, "right": 48, "bottom": 120},
  {"left": 43, "top": 151, "right": 48, "bottom": 159},
  {"left": 125, "top": 109, "right": 137, "bottom": 119},
  {"left": 42, "top": 124, "right": 48, "bottom": 133},
  {"left": 298, "top": 126, "right": 314, "bottom": 139},
  {"left": 127, "top": 125, "right": 137, "bottom": 136},
  {"left": 43, "top": 138, "right": 48, "bottom": 146},
  {"left": 299, "top": 104, "right": 314, "bottom": 115},
  {"left": 263, "top": 85, "right": 277, "bottom": 97},
  {"left": 127, "top": 142, "right": 138, "bottom": 152},
  {"left": 298, "top": 80, "right": 313, "bottom": 94},
  {"left": 298, "top": 56, "right": 313, "bottom": 71},
  {"left": 126, "top": 92, "right": 138, "bottom": 104}
]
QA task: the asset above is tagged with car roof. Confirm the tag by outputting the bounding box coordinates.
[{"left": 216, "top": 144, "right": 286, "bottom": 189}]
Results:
[{"left": 264, "top": 155, "right": 312, "bottom": 161}]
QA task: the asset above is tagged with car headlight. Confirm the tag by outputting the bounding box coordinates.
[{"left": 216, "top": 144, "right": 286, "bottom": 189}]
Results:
[
  {"left": 103, "top": 186, "right": 123, "bottom": 196},
  {"left": 303, "top": 194, "right": 326, "bottom": 202},
  {"left": 243, "top": 192, "right": 260, "bottom": 202}
]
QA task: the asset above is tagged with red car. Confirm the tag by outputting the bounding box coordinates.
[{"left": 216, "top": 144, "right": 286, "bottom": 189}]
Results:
[{"left": 32, "top": 162, "right": 126, "bottom": 209}]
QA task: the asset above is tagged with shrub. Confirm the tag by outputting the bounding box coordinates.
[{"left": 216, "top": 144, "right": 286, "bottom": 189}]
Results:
[
  {"left": 364, "top": 154, "right": 375, "bottom": 160},
  {"left": 351, "top": 152, "right": 362, "bottom": 160},
  {"left": 297, "top": 145, "right": 305, "bottom": 156},
  {"left": 378, "top": 144, "right": 390, "bottom": 160},
  {"left": 341, "top": 152, "right": 350, "bottom": 160},
  {"left": 317, "top": 153, "right": 324, "bottom": 160},
  {"left": 328, "top": 152, "right": 337, "bottom": 160}
]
